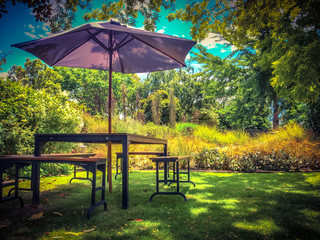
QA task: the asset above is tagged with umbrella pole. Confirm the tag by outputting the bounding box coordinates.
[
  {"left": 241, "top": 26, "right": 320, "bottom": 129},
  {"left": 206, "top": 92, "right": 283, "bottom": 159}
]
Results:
[{"left": 108, "top": 32, "right": 113, "bottom": 193}]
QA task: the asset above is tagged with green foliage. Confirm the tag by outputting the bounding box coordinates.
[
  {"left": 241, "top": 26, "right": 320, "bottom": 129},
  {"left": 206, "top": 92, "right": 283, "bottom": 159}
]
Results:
[
  {"left": 193, "top": 148, "right": 320, "bottom": 172},
  {"left": 193, "top": 125, "right": 250, "bottom": 146},
  {"left": 191, "top": 45, "right": 272, "bottom": 129},
  {"left": 8, "top": 59, "right": 62, "bottom": 94},
  {"left": 0, "top": 78, "right": 82, "bottom": 155},
  {"left": 142, "top": 122, "right": 174, "bottom": 139},
  {"left": 83, "top": 0, "right": 176, "bottom": 31},
  {"left": 169, "top": 0, "right": 320, "bottom": 103},
  {"left": 175, "top": 122, "right": 198, "bottom": 135},
  {"left": 193, "top": 147, "right": 229, "bottom": 170}
]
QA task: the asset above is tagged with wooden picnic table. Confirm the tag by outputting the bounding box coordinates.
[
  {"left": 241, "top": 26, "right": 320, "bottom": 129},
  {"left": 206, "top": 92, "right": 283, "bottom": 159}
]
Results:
[{"left": 33, "top": 133, "right": 168, "bottom": 209}]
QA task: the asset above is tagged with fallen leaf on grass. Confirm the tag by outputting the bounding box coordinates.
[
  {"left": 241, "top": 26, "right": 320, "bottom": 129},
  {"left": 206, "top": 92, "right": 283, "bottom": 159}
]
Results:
[
  {"left": 134, "top": 218, "right": 143, "bottom": 222},
  {"left": 28, "top": 212, "right": 43, "bottom": 220},
  {"left": 65, "top": 232, "right": 83, "bottom": 236},
  {"left": 83, "top": 227, "right": 96, "bottom": 233},
  {"left": 59, "top": 193, "right": 65, "bottom": 197},
  {"left": 52, "top": 212, "right": 63, "bottom": 217},
  {"left": 139, "top": 227, "right": 147, "bottom": 231}
]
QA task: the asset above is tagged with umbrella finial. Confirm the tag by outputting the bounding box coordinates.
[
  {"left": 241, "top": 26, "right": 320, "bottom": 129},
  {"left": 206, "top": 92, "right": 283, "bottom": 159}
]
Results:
[{"left": 109, "top": 20, "right": 121, "bottom": 26}]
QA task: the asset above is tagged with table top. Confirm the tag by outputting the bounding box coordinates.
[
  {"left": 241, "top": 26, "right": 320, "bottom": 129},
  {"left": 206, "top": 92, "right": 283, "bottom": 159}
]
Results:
[
  {"left": 150, "top": 156, "right": 192, "bottom": 162},
  {"left": 35, "top": 133, "right": 167, "bottom": 145},
  {"left": 0, "top": 156, "right": 107, "bottom": 164}
]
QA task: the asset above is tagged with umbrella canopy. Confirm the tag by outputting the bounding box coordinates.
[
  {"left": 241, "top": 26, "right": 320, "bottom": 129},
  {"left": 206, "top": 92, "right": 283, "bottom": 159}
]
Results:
[
  {"left": 12, "top": 20, "right": 196, "bottom": 192},
  {"left": 12, "top": 20, "right": 196, "bottom": 73}
]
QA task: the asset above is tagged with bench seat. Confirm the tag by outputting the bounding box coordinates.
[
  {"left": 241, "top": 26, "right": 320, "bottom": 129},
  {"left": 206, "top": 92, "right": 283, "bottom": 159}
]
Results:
[
  {"left": 0, "top": 155, "right": 107, "bottom": 219},
  {"left": 115, "top": 151, "right": 167, "bottom": 179},
  {"left": 149, "top": 156, "right": 195, "bottom": 202}
]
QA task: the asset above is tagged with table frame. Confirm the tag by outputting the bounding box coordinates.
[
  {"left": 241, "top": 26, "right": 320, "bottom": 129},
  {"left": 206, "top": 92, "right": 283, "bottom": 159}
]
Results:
[{"left": 34, "top": 133, "right": 167, "bottom": 209}]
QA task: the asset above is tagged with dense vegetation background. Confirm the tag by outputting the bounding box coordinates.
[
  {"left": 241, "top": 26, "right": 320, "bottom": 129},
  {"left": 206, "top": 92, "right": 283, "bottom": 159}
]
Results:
[{"left": 1, "top": 0, "right": 320, "bottom": 173}]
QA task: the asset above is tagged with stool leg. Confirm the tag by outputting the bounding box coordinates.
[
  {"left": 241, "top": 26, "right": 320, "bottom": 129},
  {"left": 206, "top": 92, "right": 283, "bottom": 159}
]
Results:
[
  {"left": 150, "top": 162, "right": 159, "bottom": 202},
  {"left": 115, "top": 156, "right": 119, "bottom": 179},
  {"left": 90, "top": 166, "right": 96, "bottom": 207},
  {"left": 164, "top": 162, "right": 168, "bottom": 185},
  {"left": 102, "top": 163, "right": 107, "bottom": 210},
  {"left": 15, "top": 164, "right": 23, "bottom": 207},
  {"left": 0, "top": 169, "right": 3, "bottom": 203},
  {"left": 176, "top": 161, "right": 187, "bottom": 201},
  {"left": 176, "top": 162, "right": 179, "bottom": 193}
]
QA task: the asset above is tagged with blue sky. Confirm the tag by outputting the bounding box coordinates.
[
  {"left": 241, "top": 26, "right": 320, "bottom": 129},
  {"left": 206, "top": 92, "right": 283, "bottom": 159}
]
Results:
[{"left": 0, "top": 0, "right": 234, "bottom": 75}]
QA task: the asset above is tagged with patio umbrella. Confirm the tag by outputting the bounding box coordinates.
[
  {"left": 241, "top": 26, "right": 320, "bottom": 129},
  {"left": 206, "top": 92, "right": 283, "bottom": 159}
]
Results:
[{"left": 11, "top": 20, "right": 197, "bottom": 192}]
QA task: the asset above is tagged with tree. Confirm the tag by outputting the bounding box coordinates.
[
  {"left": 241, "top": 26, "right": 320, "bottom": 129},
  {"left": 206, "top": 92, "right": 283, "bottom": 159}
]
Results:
[
  {"left": 0, "top": 77, "right": 82, "bottom": 155},
  {"left": 0, "top": 0, "right": 92, "bottom": 33},
  {"left": 191, "top": 45, "right": 271, "bottom": 129},
  {"left": 83, "top": 0, "right": 176, "bottom": 31},
  {"left": 168, "top": 88, "right": 176, "bottom": 127},
  {"left": 151, "top": 91, "right": 163, "bottom": 125},
  {"left": 8, "top": 58, "right": 62, "bottom": 94},
  {"left": 168, "top": 0, "right": 320, "bottom": 103},
  {"left": 121, "top": 82, "right": 127, "bottom": 120},
  {"left": 0, "top": 0, "right": 51, "bottom": 21}
]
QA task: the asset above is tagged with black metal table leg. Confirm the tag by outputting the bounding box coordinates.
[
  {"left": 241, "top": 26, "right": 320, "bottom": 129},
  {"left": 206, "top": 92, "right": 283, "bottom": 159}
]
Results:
[{"left": 86, "top": 162, "right": 107, "bottom": 219}]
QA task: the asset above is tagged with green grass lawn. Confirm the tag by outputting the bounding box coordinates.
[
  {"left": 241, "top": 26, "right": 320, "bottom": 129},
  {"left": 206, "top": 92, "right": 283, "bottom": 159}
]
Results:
[{"left": 1, "top": 170, "right": 320, "bottom": 240}]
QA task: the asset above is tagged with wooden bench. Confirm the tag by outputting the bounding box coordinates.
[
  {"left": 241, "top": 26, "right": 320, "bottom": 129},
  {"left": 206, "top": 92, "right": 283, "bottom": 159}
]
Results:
[
  {"left": 115, "top": 151, "right": 167, "bottom": 179},
  {"left": 149, "top": 156, "right": 195, "bottom": 202},
  {"left": 1, "top": 153, "right": 97, "bottom": 196},
  {"left": 0, "top": 156, "right": 107, "bottom": 219}
]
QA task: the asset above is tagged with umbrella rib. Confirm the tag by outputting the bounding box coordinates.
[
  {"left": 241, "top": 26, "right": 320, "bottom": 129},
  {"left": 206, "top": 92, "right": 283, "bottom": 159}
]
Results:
[
  {"left": 114, "top": 34, "right": 134, "bottom": 51},
  {"left": 132, "top": 35, "right": 186, "bottom": 67},
  {"left": 87, "top": 30, "right": 111, "bottom": 52},
  {"left": 51, "top": 30, "right": 105, "bottom": 66}
]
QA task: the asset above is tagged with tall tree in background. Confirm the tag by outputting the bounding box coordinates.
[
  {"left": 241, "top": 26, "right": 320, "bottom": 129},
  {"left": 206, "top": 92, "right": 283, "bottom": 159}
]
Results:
[
  {"left": 168, "top": 0, "right": 320, "bottom": 103},
  {"left": 8, "top": 58, "right": 62, "bottom": 94},
  {"left": 121, "top": 82, "right": 127, "bottom": 121},
  {"left": 83, "top": 0, "right": 176, "bottom": 31},
  {"left": 168, "top": 88, "right": 176, "bottom": 127},
  {"left": 151, "top": 91, "right": 162, "bottom": 125},
  {"left": 191, "top": 45, "right": 270, "bottom": 129}
]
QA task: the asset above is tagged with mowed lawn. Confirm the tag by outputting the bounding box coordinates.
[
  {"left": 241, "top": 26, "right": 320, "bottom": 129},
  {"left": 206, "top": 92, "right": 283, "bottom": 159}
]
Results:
[{"left": 0, "top": 170, "right": 319, "bottom": 240}]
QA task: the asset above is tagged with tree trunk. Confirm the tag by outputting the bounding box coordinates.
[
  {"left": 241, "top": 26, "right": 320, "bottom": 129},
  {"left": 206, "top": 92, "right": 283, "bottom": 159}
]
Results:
[{"left": 272, "top": 92, "right": 279, "bottom": 129}]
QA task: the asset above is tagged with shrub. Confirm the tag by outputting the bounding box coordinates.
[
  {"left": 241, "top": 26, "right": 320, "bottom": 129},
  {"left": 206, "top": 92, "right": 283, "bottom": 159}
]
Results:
[
  {"left": 193, "top": 147, "right": 229, "bottom": 170},
  {"left": 193, "top": 125, "right": 251, "bottom": 146},
  {"left": 175, "top": 122, "right": 198, "bottom": 135}
]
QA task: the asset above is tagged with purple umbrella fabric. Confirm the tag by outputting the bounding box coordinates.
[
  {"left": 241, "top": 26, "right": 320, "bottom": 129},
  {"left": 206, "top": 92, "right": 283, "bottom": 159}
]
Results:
[{"left": 12, "top": 21, "right": 196, "bottom": 73}]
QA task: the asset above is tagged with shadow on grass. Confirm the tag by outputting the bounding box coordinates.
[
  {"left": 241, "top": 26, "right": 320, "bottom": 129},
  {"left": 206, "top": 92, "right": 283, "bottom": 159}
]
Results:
[{"left": 0, "top": 171, "right": 320, "bottom": 240}]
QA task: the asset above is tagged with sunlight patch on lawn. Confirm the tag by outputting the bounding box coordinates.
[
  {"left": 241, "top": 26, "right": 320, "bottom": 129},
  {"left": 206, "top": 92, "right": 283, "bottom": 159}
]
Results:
[
  {"left": 190, "top": 207, "right": 208, "bottom": 216},
  {"left": 300, "top": 208, "right": 320, "bottom": 220},
  {"left": 194, "top": 184, "right": 215, "bottom": 190},
  {"left": 234, "top": 219, "right": 282, "bottom": 235},
  {"left": 120, "top": 220, "right": 171, "bottom": 239},
  {"left": 304, "top": 173, "right": 320, "bottom": 186},
  {"left": 197, "top": 198, "right": 240, "bottom": 210}
]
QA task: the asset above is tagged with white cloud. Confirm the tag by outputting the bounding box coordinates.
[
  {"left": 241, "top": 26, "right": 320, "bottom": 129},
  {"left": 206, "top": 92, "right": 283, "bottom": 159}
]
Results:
[
  {"left": 136, "top": 72, "right": 148, "bottom": 79},
  {"left": 230, "top": 45, "right": 238, "bottom": 52},
  {"left": 0, "top": 72, "right": 8, "bottom": 78},
  {"left": 42, "top": 24, "right": 50, "bottom": 32},
  {"left": 200, "top": 33, "right": 238, "bottom": 52},
  {"left": 220, "top": 48, "right": 227, "bottom": 53},
  {"left": 28, "top": 24, "right": 35, "bottom": 29},
  {"left": 156, "top": 29, "right": 165, "bottom": 34},
  {"left": 25, "top": 32, "right": 38, "bottom": 39}
]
